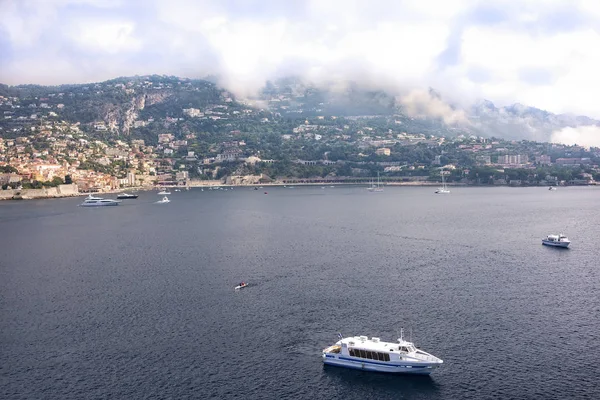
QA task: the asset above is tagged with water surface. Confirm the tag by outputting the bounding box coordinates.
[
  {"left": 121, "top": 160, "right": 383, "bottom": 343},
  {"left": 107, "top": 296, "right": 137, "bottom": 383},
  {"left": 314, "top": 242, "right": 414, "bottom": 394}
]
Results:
[{"left": 1, "top": 186, "right": 599, "bottom": 399}]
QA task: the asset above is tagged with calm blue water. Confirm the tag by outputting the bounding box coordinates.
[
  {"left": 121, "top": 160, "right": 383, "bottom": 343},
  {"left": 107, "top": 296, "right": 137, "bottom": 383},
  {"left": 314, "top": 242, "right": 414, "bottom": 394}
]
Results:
[{"left": 1, "top": 186, "right": 599, "bottom": 399}]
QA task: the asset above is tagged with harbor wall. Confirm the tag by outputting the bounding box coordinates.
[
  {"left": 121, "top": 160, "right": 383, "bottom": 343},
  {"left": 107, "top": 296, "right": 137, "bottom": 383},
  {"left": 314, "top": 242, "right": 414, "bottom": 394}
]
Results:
[{"left": 0, "top": 184, "right": 79, "bottom": 200}]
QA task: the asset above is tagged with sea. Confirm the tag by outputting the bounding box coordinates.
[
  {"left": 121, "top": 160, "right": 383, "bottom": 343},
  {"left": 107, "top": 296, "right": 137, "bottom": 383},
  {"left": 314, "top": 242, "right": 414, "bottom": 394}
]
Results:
[{"left": 1, "top": 185, "right": 599, "bottom": 400}]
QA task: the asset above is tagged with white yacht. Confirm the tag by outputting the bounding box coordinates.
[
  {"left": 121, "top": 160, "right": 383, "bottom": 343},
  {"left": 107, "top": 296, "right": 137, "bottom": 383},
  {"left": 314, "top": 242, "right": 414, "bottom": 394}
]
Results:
[
  {"left": 435, "top": 170, "right": 450, "bottom": 194},
  {"left": 322, "top": 332, "right": 443, "bottom": 375},
  {"left": 156, "top": 196, "right": 170, "bottom": 204},
  {"left": 542, "top": 234, "right": 570, "bottom": 248},
  {"left": 80, "top": 198, "right": 120, "bottom": 207},
  {"left": 368, "top": 172, "right": 384, "bottom": 192},
  {"left": 157, "top": 190, "right": 171, "bottom": 195},
  {"left": 116, "top": 193, "right": 138, "bottom": 199},
  {"left": 548, "top": 186, "right": 557, "bottom": 191}
]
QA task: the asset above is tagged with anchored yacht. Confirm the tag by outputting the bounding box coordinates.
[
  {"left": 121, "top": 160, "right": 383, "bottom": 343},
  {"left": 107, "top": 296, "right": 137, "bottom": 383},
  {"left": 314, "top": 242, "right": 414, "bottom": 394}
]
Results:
[
  {"left": 322, "top": 332, "right": 443, "bottom": 375},
  {"left": 117, "top": 193, "right": 138, "bottom": 199},
  {"left": 80, "top": 198, "right": 120, "bottom": 207},
  {"left": 542, "top": 234, "right": 570, "bottom": 248}
]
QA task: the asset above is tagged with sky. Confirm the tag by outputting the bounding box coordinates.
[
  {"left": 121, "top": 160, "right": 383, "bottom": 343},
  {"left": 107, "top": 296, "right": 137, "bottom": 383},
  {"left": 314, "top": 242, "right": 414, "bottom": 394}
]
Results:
[{"left": 1, "top": 0, "right": 600, "bottom": 126}]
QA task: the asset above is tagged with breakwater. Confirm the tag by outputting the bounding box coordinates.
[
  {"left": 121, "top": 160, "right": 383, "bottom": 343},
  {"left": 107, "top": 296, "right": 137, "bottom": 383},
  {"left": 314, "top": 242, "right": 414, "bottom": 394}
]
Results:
[{"left": 0, "top": 184, "right": 79, "bottom": 200}]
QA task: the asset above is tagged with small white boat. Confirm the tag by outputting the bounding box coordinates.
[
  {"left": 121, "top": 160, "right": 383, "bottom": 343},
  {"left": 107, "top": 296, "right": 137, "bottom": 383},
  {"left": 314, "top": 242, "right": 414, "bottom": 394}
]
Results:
[
  {"left": 548, "top": 186, "right": 557, "bottom": 191},
  {"left": 80, "top": 198, "right": 120, "bottom": 207},
  {"left": 157, "top": 190, "right": 171, "bottom": 195},
  {"left": 542, "top": 233, "right": 570, "bottom": 248},
  {"left": 174, "top": 189, "right": 181, "bottom": 192},
  {"left": 156, "top": 196, "right": 170, "bottom": 204},
  {"left": 234, "top": 282, "right": 248, "bottom": 290},
  {"left": 116, "top": 193, "right": 138, "bottom": 199},
  {"left": 323, "top": 331, "right": 443, "bottom": 375},
  {"left": 85, "top": 193, "right": 104, "bottom": 200}
]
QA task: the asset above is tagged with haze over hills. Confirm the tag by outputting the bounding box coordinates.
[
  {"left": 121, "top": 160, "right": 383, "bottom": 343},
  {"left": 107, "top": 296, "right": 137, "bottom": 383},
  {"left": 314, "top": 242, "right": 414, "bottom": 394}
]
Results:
[{"left": 1, "top": 75, "right": 599, "bottom": 147}]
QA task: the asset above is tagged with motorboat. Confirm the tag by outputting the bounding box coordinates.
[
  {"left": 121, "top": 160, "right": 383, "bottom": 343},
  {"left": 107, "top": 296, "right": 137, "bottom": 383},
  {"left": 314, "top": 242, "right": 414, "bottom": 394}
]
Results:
[
  {"left": 85, "top": 193, "right": 103, "bottom": 200},
  {"left": 156, "top": 196, "right": 170, "bottom": 204},
  {"left": 157, "top": 190, "right": 171, "bottom": 195},
  {"left": 116, "top": 193, "right": 138, "bottom": 199},
  {"left": 80, "top": 198, "right": 120, "bottom": 207},
  {"left": 234, "top": 282, "right": 248, "bottom": 290},
  {"left": 548, "top": 186, "right": 557, "bottom": 191},
  {"left": 542, "top": 234, "right": 570, "bottom": 248},
  {"left": 322, "top": 331, "right": 443, "bottom": 375}
]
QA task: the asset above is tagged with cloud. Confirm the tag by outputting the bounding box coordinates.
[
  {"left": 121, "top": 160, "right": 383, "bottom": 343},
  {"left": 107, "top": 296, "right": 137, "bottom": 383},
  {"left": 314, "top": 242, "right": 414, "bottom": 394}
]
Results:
[
  {"left": 550, "top": 126, "right": 600, "bottom": 148},
  {"left": 398, "top": 89, "right": 470, "bottom": 125},
  {"left": 1, "top": 0, "right": 600, "bottom": 119}
]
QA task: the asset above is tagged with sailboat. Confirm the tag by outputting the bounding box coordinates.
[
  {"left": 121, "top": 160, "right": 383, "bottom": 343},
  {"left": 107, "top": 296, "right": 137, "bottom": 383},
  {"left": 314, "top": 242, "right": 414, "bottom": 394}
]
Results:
[
  {"left": 435, "top": 169, "right": 450, "bottom": 194},
  {"left": 368, "top": 172, "right": 384, "bottom": 192}
]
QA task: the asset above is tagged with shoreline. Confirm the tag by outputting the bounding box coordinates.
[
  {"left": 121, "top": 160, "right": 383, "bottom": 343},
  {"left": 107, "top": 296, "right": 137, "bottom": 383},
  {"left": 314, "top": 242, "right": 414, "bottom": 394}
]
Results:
[{"left": 1, "top": 181, "right": 596, "bottom": 201}]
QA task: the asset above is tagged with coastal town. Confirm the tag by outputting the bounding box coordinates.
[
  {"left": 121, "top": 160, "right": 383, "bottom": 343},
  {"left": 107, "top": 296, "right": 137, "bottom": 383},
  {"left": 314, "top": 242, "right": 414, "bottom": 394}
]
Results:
[{"left": 1, "top": 75, "right": 599, "bottom": 198}]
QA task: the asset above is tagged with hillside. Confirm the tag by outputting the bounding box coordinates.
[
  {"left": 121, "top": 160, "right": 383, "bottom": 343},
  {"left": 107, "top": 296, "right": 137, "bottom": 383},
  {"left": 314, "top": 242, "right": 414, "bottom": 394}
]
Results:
[{"left": 1, "top": 75, "right": 600, "bottom": 145}]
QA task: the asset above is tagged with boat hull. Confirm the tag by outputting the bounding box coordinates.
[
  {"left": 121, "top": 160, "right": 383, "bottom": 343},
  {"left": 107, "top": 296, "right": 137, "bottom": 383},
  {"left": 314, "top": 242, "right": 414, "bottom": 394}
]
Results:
[
  {"left": 117, "top": 195, "right": 138, "bottom": 199},
  {"left": 542, "top": 240, "right": 570, "bottom": 248},
  {"left": 322, "top": 354, "right": 438, "bottom": 375},
  {"left": 80, "top": 202, "right": 119, "bottom": 207}
]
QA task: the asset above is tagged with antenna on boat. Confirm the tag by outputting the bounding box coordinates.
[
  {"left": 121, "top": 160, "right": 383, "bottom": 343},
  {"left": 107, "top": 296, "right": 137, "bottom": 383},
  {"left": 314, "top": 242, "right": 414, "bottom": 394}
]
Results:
[{"left": 400, "top": 328, "right": 404, "bottom": 341}]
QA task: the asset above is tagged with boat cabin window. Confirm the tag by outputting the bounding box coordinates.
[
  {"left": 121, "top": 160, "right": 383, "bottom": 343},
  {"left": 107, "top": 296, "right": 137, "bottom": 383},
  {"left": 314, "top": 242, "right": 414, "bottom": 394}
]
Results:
[{"left": 349, "top": 348, "right": 390, "bottom": 362}]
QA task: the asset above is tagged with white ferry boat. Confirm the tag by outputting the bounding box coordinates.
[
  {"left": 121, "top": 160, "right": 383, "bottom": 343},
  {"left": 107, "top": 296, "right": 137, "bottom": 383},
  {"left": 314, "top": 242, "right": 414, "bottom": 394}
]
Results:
[
  {"left": 322, "top": 332, "right": 443, "bottom": 375},
  {"left": 542, "top": 234, "right": 570, "bottom": 248},
  {"left": 80, "top": 198, "right": 120, "bottom": 207}
]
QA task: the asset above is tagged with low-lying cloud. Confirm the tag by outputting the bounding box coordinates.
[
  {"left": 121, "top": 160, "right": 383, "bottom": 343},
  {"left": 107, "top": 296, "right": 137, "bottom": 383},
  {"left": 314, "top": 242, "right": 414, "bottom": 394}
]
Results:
[
  {"left": 550, "top": 125, "right": 600, "bottom": 148},
  {"left": 398, "top": 89, "right": 470, "bottom": 125},
  {"left": 2, "top": 0, "right": 600, "bottom": 119}
]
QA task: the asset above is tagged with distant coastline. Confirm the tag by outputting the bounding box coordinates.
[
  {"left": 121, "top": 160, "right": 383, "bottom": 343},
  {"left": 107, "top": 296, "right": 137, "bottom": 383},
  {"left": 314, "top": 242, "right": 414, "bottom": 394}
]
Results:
[{"left": 1, "top": 181, "right": 597, "bottom": 201}]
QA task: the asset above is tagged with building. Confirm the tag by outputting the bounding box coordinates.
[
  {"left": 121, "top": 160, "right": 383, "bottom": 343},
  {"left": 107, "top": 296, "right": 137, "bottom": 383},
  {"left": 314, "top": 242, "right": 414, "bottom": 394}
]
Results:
[
  {"left": 158, "top": 133, "right": 174, "bottom": 144},
  {"left": 127, "top": 171, "right": 136, "bottom": 186},
  {"left": 497, "top": 154, "right": 528, "bottom": 165},
  {"left": 175, "top": 171, "right": 189, "bottom": 181},
  {"left": 556, "top": 158, "right": 591, "bottom": 166},
  {"left": 535, "top": 155, "right": 552, "bottom": 165},
  {"left": 477, "top": 155, "right": 492, "bottom": 165},
  {"left": 375, "top": 148, "right": 391, "bottom": 156}
]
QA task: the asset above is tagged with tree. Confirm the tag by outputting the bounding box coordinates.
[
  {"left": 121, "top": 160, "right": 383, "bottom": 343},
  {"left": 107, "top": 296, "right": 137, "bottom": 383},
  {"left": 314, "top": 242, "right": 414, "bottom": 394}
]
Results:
[
  {"left": 64, "top": 175, "right": 73, "bottom": 184},
  {"left": 0, "top": 165, "right": 18, "bottom": 173},
  {"left": 51, "top": 176, "right": 64, "bottom": 186}
]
